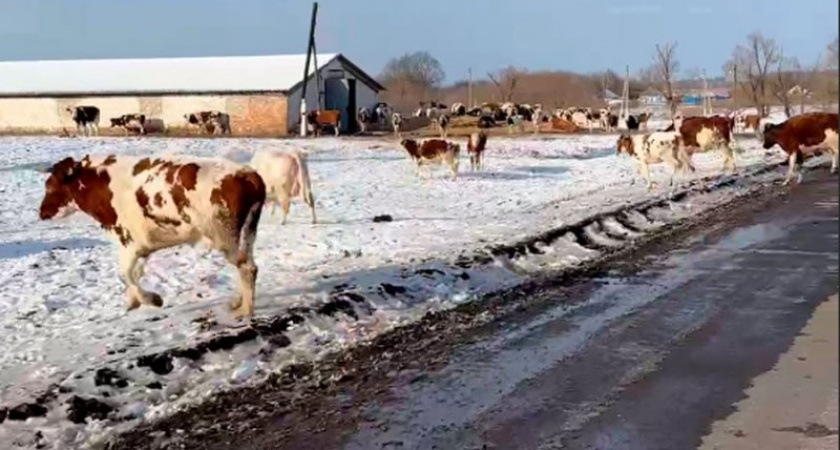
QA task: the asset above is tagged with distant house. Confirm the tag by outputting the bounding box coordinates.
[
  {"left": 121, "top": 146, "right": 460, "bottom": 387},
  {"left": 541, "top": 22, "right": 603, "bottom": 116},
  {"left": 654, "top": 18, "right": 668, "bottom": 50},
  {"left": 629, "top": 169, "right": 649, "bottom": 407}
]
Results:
[
  {"left": 603, "top": 88, "right": 622, "bottom": 105},
  {"left": 681, "top": 87, "right": 730, "bottom": 105},
  {"left": 639, "top": 87, "right": 666, "bottom": 105}
]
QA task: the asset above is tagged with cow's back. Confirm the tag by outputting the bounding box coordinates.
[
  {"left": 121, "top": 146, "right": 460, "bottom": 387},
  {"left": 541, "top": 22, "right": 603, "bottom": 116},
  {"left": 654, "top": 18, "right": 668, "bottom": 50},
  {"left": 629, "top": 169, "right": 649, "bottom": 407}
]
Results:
[
  {"left": 115, "top": 156, "right": 260, "bottom": 245},
  {"left": 780, "top": 113, "right": 839, "bottom": 147}
]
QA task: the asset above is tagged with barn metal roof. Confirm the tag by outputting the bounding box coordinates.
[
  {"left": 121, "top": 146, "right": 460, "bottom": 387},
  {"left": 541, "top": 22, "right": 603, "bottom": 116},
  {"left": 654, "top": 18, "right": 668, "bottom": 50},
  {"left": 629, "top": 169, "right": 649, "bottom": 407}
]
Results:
[{"left": 0, "top": 53, "right": 384, "bottom": 97}]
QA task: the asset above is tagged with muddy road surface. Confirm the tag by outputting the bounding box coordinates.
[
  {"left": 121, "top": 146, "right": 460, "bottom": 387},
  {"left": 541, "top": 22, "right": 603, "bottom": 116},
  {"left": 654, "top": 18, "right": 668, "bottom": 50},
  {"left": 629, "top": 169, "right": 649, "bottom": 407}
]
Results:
[{"left": 111, "top": 172, "right": 838, "bottom": 450}]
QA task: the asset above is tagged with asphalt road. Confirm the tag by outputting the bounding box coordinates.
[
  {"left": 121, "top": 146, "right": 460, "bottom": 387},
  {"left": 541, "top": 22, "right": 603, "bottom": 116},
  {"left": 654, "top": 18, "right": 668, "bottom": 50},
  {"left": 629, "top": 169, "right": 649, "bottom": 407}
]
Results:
[
  {"left": 110, "top": 172, "right": 838, "bottom": 450},
  {"left": 291, "top": 173, "right": 837, "bottom": 450}
]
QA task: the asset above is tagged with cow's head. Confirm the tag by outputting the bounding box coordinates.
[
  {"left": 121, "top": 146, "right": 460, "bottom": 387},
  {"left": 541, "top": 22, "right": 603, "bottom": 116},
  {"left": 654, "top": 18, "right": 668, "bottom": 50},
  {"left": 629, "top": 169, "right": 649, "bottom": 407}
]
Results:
[
  {"left": 110, "top": 117, "right": 124, "bottom": 127},
  {"left": 400, "top": 139, "right": 419, "bottom": 157},
  {"left": 761, "top": 123, "right": 780, "bottom": 149},
  {"left": 184, "top": 113, "right": 199, "bottom": 125},
  {"left": 39, "top": 157, "right": 82, "bottom": 220},
  {"left": 616, "top": 134, "right": 635, "bottom": 156}
]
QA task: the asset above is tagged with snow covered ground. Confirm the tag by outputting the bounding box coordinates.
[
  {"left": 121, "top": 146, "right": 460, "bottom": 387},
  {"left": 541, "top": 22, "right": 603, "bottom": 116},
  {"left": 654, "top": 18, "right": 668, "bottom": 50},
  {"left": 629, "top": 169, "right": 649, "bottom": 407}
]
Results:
[{"left": 0, "top": 132, "right": 802, "bottom": 448}]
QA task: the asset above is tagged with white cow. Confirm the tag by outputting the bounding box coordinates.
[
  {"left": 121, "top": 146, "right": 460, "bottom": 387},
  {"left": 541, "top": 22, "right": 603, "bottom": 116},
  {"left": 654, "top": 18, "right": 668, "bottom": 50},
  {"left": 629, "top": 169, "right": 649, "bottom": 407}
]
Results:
[
  {"left": 250, "top": 150, "right": 316, "bottom": 225},
  {"left": 616, "top": 132, "right": 695, "bottom": 190}
]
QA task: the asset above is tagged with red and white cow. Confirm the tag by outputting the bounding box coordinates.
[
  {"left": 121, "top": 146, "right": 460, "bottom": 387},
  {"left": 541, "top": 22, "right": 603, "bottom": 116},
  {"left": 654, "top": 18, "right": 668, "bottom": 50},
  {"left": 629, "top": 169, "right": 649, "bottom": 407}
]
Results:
[
  {"left": 616, "top": 131, "right": 695, "bottom": 190},
  {"left": 38, "top": 155, "right": 266, "bottom": 317},
  {"left": 669, "top": 114, "right": 736, "bottom": 172},
  {"left": 467, "top": 131, "right": 488, "bottom": 171},
  {"left": 400, "top": 138, "right": 460, "bottom": 179},
  {"left": 762, "top": 112, "right": 839, "bottom": 185},
  {"left": 250, "top": 150, "right": 316, "bottom": 224},
  {"left": 306, "top": 110, "right": 342, "bottom": 137}
]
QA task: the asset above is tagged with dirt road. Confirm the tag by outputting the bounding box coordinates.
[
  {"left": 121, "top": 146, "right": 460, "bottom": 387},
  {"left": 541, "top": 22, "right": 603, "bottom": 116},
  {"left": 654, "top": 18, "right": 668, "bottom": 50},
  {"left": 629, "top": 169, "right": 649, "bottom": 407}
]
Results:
[{"left": 110, "top": 172, "right": 838, "bottom": 450}]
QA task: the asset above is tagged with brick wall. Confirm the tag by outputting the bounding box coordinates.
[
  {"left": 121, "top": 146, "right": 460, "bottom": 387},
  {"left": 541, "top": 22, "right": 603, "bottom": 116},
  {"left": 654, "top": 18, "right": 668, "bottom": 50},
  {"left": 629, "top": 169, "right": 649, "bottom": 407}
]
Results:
[{"left": 0, "top": 93, "right": 289, "bottom": 137}]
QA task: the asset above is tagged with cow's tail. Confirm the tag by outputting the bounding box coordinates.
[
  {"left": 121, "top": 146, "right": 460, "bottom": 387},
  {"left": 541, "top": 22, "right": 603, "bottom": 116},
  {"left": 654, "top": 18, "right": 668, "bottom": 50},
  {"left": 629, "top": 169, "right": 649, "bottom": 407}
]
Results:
[{"left": 237, "top": 201, "right": 262, "bottom": 265}]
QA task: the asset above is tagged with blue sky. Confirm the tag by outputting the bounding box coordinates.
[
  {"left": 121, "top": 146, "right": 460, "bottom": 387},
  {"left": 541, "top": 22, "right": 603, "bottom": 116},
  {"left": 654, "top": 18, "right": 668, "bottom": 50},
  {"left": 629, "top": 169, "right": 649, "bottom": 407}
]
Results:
[{"left": 0, "top": 0, "right": 836, "bottom": 82}]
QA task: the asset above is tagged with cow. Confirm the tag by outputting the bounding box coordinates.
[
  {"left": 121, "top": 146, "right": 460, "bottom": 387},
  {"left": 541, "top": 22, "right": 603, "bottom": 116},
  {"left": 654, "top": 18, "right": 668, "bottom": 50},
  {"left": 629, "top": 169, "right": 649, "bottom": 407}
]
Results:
[
  {"left": 477, "top": 115, "right": 496, "bottom": 129},
  {"left": 736, "top": 114, "right": 762, "bottom": 135},
  {"left": 185, "top": 111, "right": 231, "bottom": 135},
  {"left": 599, "top": 108, "right": 619, "bottom": 132},
  {"left": 110, "top": 114, "right": 147, "bottom": 136},
  {"left": 467, "top": 131, "right": 488, "bottom": 171},
  {"left": 357, "top": 107, "right": 371, "bottom": 134},
  {"left": 38, "top": 155, "right": 266, "bottom": 317},
  {"left": 436, "top": 113, "right": 451, "bottom": 138},
  {"left": 66, "top": 106, "right": 100, "bottom": 137},
  {"left": 306, "top": 110, "right": 342, "bottom": 137},
  {"left": 637, "top": 112, "right": 650, "bottom": 131},
  {"left": 391, "top": 112, "right": 403, "bottom": 136},
  {"left": 374, "top": 103, "right": 392, "bottom": 127},
  {"left": 761, "top": 112, "right": 839, "bottom": 185},
  {"left": 669, "top": 115, "right": 736, "bottom": 173},
  {"left": 451, "top": 102, "right": 467, "bottom": 116},
  {"left": 616, "top": 132, "right": 695, "bottom": 190},
  {"left": 250, "top": 150, "right": 316, "bottom": 224},
  {"left": 400, "top": 138, "right": 460, "bottom": 180}
]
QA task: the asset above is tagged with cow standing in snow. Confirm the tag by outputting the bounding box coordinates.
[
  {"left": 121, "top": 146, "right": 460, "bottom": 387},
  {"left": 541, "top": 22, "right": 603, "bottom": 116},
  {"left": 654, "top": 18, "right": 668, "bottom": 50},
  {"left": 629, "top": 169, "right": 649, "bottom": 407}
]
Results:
[
  {"left": 436, "top": 113, "right": 451, "bottom": 138},
  {"left": 467, "top": 131, "right": 488, "bottom": 171},
  {"left": 357, "top": 107, "right": 371, "bottom": 134},
  {"left": 616, "top": 132, "right": 695, "bottom": 190},
  {"left": 67, "top": 106, "right": 100, "bottom": 137},
  {"left": 38, "top": 155, "right": 266, "bottom": 317},
  {"left": 391, "top": 113, "right": 403, "bottom": 137},
  {"left": 250, "top": 150, "right": 316, "bottom": 225},
  {"left": 400, "top": 138, "right": 460, "bottom": 180}
]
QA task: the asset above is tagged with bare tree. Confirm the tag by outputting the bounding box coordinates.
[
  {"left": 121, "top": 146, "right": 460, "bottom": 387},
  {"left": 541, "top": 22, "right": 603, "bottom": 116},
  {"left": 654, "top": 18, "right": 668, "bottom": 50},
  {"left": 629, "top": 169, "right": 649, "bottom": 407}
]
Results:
[
  {"left": 646, "top": 42, "right": 680, "bottom": 118},
  {"left": 726, "top": 32, "right": 780, "bottom": 117},
  {"left": 379, "top": 51, "right": 445, "bottom": 108},
  {"left": 487, "top": 66, "right": 525, "bottom": 102},
  {"left": 827, "top": 36, "right": 839, "bottom": 71},
  {"left": 771, "top": 51, "right": 801, "bottom": 118}
]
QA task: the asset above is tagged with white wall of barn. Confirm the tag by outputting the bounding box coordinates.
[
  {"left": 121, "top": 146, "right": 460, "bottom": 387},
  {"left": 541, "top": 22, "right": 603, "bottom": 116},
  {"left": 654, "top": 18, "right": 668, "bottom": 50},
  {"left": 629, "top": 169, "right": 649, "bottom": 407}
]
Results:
[{"left": 285, "top": 58, "right": 380, "bottom": 133}]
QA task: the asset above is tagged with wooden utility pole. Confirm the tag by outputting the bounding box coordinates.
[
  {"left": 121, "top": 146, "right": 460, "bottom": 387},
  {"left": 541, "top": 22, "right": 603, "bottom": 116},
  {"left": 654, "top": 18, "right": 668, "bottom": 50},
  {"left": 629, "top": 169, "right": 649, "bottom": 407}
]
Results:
[
  {"left": 467, "top": 67, "right": 473, "bottom": 108},
  {"left": 619, "top": 64, "right": 630, "bottom": 123},
  {"left": 702, "top": 69, "right": 711, "bottom": 116},
  {"left": 299, "top": 2, "right": 319, "bottom": 137},
  {"left": 732, "top": 65, "right": 738, "bottom": 112}
]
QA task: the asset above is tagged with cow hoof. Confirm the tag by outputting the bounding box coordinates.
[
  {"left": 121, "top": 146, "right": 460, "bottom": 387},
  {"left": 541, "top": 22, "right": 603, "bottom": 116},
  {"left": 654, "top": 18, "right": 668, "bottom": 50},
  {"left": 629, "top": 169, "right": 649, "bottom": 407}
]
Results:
[
  {"left": 145, "top": 293, "right": 164, "bottom": 307},
  {"left": 232, "top": 304, "right": 254, "bottom": 319},
  {"left": 126, "top": 297, "right": 141, "bottom": 311}
]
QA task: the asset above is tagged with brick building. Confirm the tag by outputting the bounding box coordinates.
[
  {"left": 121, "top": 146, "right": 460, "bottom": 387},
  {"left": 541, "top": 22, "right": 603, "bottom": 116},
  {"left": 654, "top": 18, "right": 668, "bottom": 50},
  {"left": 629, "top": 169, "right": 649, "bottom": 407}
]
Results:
[{"left": 0, "top": 53, "right": 384, "bottom": 136}]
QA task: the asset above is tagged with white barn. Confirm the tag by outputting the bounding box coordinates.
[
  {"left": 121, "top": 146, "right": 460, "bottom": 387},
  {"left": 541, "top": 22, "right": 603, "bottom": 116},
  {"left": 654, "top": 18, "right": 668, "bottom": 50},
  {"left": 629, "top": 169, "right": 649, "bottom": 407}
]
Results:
[{"left": 0, "top": 53, "right": 385, "bottom": 136}]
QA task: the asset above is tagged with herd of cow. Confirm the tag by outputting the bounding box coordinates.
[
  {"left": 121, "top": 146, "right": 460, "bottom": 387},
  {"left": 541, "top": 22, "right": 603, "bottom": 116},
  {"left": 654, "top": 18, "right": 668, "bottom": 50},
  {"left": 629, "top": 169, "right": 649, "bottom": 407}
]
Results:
[
  {"left": 35, "top": 104, "right": 838, "bottom": 319},
  {"left": 352, "top": 101, "right": 654, "bottom": 139},
  {"left": 65, "top": 105, "right": 233, "bottom": 137}
]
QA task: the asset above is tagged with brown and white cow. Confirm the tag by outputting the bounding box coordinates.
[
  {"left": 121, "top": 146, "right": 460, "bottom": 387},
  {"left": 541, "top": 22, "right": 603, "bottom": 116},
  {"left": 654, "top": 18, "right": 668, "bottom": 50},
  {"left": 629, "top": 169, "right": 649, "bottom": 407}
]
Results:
[
  {"left": 616, "top": 131, "right": 695, "bottom": 190},
  {"left": 250, "top": 150, "right": 316, "bottom": 225},
  {"left": 669, "top": 114, "right": 736, "bottom": 172},
  {"left": 467, "top": 131, "right": 488, "bottom": 171},
  {"left": 306, "top": 110, "right": 342, "bottom": 137},
  {"left": 762, "top": 112, "right": 839, "bottom": 185},
  {"left": 185, "top": 111, "right": 231, "bottom": 135},
  {"left": 38, "top": 155, "right": 266, "bottom": 317},
  {"left": 400, "top": 138, "right": 460, "bottom": 179}
]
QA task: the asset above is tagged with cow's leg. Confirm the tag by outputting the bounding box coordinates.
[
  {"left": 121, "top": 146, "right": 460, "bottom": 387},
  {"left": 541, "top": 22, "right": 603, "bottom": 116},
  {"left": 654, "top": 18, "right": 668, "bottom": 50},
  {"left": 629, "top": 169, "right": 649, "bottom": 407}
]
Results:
[
  {"left": 279, "top": 192, "right": 291, "bottom": 225},
  {"left": 118, "top": 247, "right": 163, "bottom": 310},
  {"left": 639, "top": 161, "right": 654, "bottom": 191},
  {"left": 783, "top": 152, "right": 799, "bottom": 186},
  {"left": 830, "top": 149, "right": 838, "bottom": 174},
  {"left": 303, "top": 191, "right": 316, "bottom": 224},
  {"left": 76, "top": 123, "right": 84, "bottom": 137},
  {"left": 225, "top": 211, "right": 260, "bottom": 318}
]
